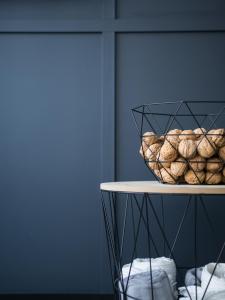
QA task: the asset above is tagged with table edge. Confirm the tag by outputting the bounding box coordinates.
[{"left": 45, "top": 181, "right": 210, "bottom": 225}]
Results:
[{"left": 100, "top": 181, "right": 225, "bottom": 195}]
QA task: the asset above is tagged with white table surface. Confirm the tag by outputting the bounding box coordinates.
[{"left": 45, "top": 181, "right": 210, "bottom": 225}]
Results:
[{"left": 100, "top": 181, "right": 225, "bottom": 194}]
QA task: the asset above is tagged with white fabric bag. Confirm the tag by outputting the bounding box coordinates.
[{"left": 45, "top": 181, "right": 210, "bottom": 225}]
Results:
[
  {"left": 122, "top": 257, "right": 177, "bottom": 295},
  {"left": 120, "top": 270, "right": 175, "bottom": 300},
  {"left": 201, "top": 263, "right": 225, "bottom": 293}
]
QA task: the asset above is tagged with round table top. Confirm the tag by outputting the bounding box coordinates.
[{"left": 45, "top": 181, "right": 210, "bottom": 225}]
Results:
[{"left": 100, "top": 181, "right": 225, "bottom": 194}]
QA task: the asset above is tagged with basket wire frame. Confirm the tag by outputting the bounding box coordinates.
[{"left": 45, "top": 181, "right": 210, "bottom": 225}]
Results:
[
  {"left": 131, "top": 101, "right": 225, "bottom": 184},
  {"left": 101, "top": 191, "right": 225, "bottom": 300}
]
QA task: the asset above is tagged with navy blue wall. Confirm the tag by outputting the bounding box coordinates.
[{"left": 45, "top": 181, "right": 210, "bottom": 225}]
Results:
[{"left": 0, "top": 0, "right": 225, "bottom": 294}]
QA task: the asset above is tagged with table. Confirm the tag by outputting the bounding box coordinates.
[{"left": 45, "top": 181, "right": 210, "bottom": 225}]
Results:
[{"left": 100, "top": 181, "right": 225, "bottom": 300}]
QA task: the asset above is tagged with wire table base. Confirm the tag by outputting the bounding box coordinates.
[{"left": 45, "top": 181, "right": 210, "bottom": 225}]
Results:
[{"left": 100, "top": 181, "right": 225, "bottom": 300}]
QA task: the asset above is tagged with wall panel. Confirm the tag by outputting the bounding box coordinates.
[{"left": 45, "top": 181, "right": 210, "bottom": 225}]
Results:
[
  {"left": 116, "top": 31, "right": 225, "bottom": 180},
  {"left": 0, "top": 0, "right": 102, "bottom": 20},
  {"left": 117, "top": 0, "right": 225, "bottom": 19},
  {"left": 0, "top": 33, "right": 102, "bottom": 293}
]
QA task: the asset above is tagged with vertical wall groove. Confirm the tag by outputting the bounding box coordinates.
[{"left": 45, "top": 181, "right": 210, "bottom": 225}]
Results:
[{"left": 100, "top": 0, "right": 116, "bottom": 293}]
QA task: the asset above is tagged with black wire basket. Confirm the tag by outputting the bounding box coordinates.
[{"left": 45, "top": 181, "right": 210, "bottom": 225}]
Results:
[{"left": 132, "top": 101, "right": 225, "bottom": 184}]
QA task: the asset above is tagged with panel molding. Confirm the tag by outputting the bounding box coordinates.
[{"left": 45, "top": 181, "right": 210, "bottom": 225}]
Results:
[
  {"left": 100, "top": 0, "right": 116, "bottom": 294},
  {"left": 1, "top": 17, "right": 225, "bottom": 33}
]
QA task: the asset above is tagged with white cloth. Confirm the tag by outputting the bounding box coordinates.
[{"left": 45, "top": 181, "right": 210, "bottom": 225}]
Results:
[
  {"left": 179, "top": 285, "right": 204, "bottom": 299},
  {"left": 178, "top": 286, "right": 225, "bottom": 299},
  {"left": 179, "top": 263, "right": 225, "bottom": 299},
  {"left": 185, "top": 267, "right": 203, "bottom": 286},
  {"left": 120, "top": 270, "right": 175, "bottom": 300},
  {"left": 201, "top": 263, "right": 225, "bottom": 293},
  {"left": 121, "top": 257, "right": 177, "bottom": 296},
  {"left": 205, "top": 291, "right": 225, "bottom": 300}
]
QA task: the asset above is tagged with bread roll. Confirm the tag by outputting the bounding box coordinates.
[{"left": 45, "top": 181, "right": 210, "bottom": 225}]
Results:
[
  {"left": 160, "top": 168, "right": 178, "bottom": 184},
  {"left": 165, "top": 129, "right": 181, "bottom": 145},
  {"left": 145, "top": 143, "right": 161, "bottom": 160},
  {"left": 223, "top": 167, "right": 225, "bottom": 177},
  {"left": 189, "top": 155, "right": 206, "bottom": 171},
  {"left": 171, "top": 157, "right": 187, "bottom": 177},
  {"left": 142, "top": 132, "right": 158, "bottom": 146},
  {"left": 146, "top": 143, "right": 162, "bottom": 170},
  {"left": 205, "top": 172, "right": 222, "bottom": 184},
  {"left": 219, "top": 145, "right": 225, "bottom": 161},
  {"left": 194, "top": 128, "right": 206, "bottom": 139},
  {"left": 139, "top": 142, "right": 149, "bottom": 157},
  {"left": 178, "top": 140, "right": 197, "bottom": 159},
  {"left": 206, "top": 157, "right": 223, "bottom": 172},
  {"left": 184, "top": 170, "right": 205, "bottom": 184},
  {"left": 197, "top": 137, "right": 216, "bottom": 158},
  {"left": 179, "top": 130, "right": 196, "bottom": 140},
  {"left": 159, "top": 141, "right": 178, "bottom": 162},
  {"left": 208, "top": 129, "right": 225, "bottom": 147}
]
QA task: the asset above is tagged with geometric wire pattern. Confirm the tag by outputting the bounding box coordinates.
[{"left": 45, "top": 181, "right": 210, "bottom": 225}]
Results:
[
  {"left": 132, "top": 101, "right": 225, "bottom": 184},
  {"left": 101, "top": 191, "right": 225, "bottom": 300}
]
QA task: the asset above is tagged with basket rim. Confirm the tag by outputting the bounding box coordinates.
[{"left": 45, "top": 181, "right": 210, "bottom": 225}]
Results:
[{"left": 131, "top": 100, "right": 225, "bottom": 115}]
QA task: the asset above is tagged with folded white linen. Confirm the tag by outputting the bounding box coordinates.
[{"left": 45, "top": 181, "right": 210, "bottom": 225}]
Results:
[
  {"left": 179, "top": 285, "right": 204, "bottom": 299},
  {"left": 180, "top": 291, "right": 225, "bottom": 300},
  {"left": 120, "top": 270, "right": 175, "bottom": 300},
  {"left": 205, "top": 290, "right": 225, "bottom": 300},
  {"left": 185, "top": 267, "right": 203, "bottom": 286},
  {"left": 201, "top": 263, "right": 225, "bottom": 293},
  {"left": 122, "top": 257, "right": 177, "bottom": 295},
  {"left": 179, "top": 262, "right": 225, "bottom": 299}
]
